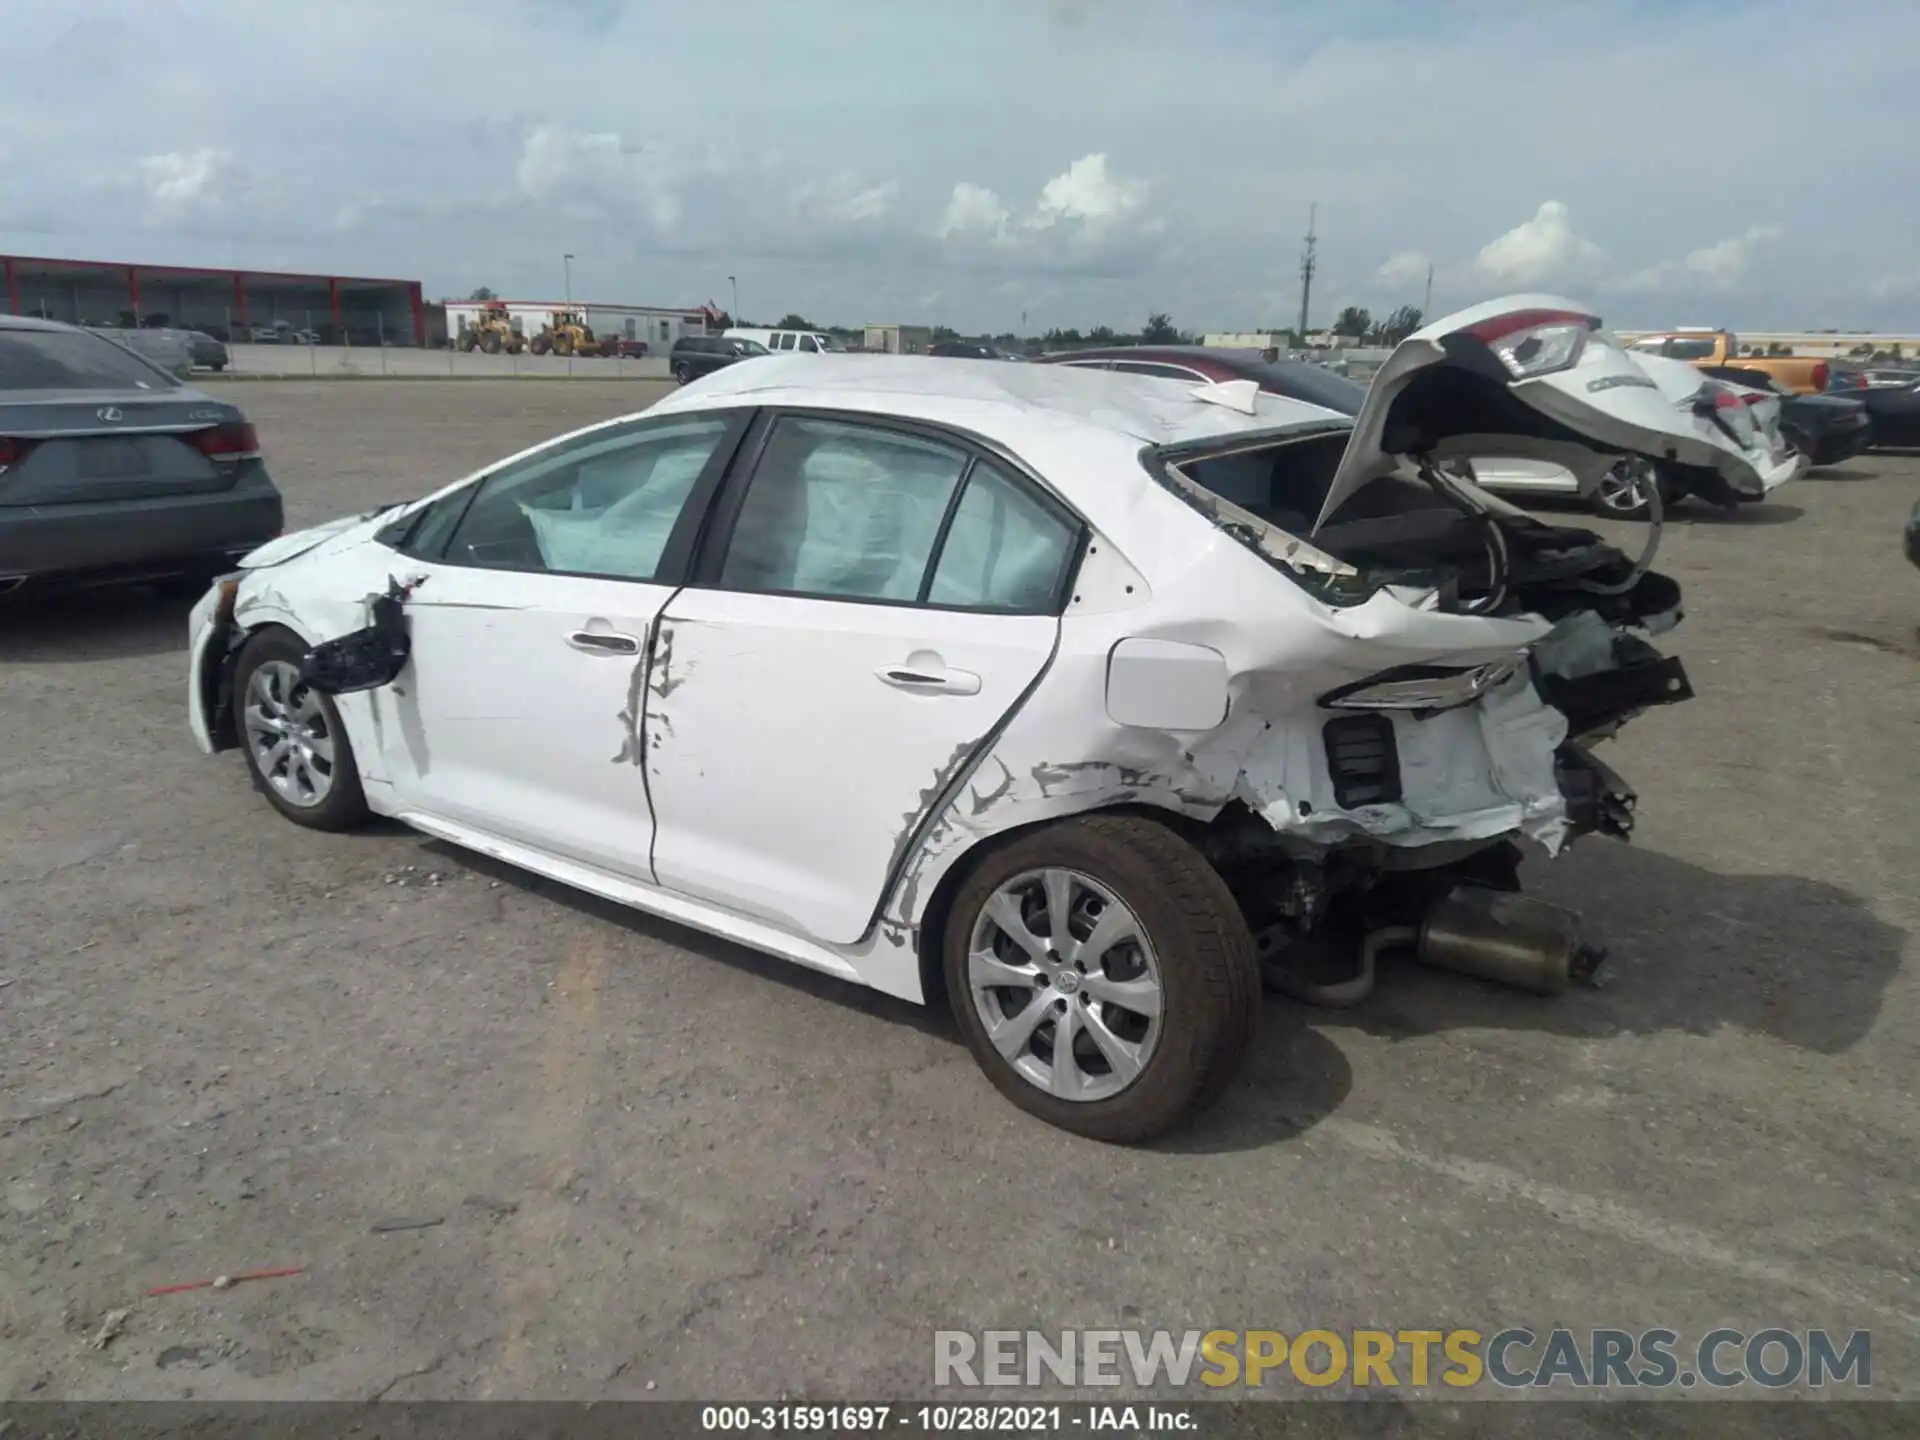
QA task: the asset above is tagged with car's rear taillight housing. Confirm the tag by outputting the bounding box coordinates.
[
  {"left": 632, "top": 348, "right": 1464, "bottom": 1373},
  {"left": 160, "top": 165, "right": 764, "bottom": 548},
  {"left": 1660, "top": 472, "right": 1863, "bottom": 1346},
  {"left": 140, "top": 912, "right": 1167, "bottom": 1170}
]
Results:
[
  {"left": 0, "top": 436, "right": 34, "bottom": 475},
  {"left": 188, "top": 421, "right": 261, "bottom": 463},
  {"left": 1811, "top": 362, "right": 1830, "bottom": 391},
  {"left": 1460, "top": 308, "right": 1598, "bottom": 380}
]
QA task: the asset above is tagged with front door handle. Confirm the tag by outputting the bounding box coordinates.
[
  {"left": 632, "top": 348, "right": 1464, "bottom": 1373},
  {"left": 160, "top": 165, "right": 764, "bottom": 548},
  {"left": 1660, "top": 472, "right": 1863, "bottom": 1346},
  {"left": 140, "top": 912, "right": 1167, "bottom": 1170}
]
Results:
[
  {"left": 876, "top": 662, "right": 982, "bottom": 696},
  {"left": 566, "top": 629, "right": 640, "bottom": 656}
]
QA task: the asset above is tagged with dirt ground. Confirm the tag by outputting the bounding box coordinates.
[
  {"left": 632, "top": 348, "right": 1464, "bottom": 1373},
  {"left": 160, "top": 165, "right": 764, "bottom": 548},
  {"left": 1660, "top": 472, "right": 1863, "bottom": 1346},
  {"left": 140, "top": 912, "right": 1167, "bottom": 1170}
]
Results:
[{"left": 2, "top": 381, "right": 1916, "bottom": 1409}]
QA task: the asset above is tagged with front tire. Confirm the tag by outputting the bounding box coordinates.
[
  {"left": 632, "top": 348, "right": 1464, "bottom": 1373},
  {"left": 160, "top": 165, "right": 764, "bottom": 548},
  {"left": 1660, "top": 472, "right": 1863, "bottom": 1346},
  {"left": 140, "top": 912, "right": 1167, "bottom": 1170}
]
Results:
[
  {"left": 943, "top": 814, "right": 1259, "bottom": 1143},
  {"left": 233, "top": 627, "right": 370, "bottom": 832}
]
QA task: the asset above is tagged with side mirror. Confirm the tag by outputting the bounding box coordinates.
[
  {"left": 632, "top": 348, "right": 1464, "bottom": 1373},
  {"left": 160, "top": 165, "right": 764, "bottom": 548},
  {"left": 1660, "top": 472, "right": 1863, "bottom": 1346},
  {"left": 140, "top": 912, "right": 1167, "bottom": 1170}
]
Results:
[{"left": 297, "top": 586, "right": 411, "bottom": 695}]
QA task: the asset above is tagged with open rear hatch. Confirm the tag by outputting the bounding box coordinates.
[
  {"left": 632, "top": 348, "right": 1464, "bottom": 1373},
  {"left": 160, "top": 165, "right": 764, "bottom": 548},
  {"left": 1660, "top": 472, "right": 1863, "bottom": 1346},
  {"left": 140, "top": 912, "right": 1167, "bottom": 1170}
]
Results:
[{"left": 1313, "top": 295, "right": 1789, "bottom": 526}]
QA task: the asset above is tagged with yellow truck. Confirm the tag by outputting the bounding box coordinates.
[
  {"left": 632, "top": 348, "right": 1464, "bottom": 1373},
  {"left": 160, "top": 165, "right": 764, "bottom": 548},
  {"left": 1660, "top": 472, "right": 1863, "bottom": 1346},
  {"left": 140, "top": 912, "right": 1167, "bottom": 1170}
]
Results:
[{"left": 1623, "top": 330, "right": 1832, "bottom": 394}]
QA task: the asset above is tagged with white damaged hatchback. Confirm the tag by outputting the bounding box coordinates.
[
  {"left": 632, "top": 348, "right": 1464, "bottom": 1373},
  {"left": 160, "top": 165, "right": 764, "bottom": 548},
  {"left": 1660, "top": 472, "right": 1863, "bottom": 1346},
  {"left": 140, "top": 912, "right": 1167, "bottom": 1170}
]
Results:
[{"left": 188, "top": 297, "right": 1762, "bottom": 1142}]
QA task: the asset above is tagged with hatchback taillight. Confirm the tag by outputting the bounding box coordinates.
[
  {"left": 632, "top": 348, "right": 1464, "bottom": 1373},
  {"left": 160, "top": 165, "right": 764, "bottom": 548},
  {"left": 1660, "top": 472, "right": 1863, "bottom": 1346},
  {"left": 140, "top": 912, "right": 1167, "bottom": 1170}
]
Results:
[
  {"left": 188, "top": 421, "right": 261, "bottom": 462},
  {"left": 0, "top": 436, "right": 33, "bottom": 473}
]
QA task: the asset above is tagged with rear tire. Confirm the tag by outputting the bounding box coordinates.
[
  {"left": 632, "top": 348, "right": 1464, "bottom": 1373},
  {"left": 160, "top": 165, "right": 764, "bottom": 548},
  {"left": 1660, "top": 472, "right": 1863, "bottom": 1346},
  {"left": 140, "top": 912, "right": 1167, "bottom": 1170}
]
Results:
[
  {"left": 673, "top": 361, "right": 693, "bottom": 384},
  {"left": 232, "top": 627, "right": 371, "bottom": 832},
  {"left": 943, "top": 813, "right": 1259, "bottom": 1143}
]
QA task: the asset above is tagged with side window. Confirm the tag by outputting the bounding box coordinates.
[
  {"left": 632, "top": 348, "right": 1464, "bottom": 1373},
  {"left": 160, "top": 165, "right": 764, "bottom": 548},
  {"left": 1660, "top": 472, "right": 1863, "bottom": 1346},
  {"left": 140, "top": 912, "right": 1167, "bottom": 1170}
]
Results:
[
  {"left": 389, "top": 486, "right": 476, "bottom": 559},
  {"left": 1059, "top": 359, "right": 1110, "bottom": 370},
  {"left": 440, "top": 416, "right": 732, "bottom": 580},
  {"left": 799, "top": 335, "right": 820, "bottom": 353},
  {"left": 926, "top": 461, "right": 1079, "bottom": 613},
  {"left": 718, "top": 417, "right": 969, "bottom": 602},
  {"left": 1114, "top": 361, "right": 1203, "bottom": 381}
]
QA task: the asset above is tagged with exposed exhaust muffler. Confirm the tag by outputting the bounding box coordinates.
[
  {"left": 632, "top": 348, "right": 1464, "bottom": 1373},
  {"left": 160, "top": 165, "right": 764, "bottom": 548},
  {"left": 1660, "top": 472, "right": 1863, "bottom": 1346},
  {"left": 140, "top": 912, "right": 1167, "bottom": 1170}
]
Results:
[{"left": 1416, "top": 885, "right": 1605, "bottom": 995}]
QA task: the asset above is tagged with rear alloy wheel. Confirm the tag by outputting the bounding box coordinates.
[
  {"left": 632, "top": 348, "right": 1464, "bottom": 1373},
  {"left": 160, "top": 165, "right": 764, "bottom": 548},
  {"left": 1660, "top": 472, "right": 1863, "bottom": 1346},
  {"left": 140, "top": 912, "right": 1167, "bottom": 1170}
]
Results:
[
  {"left": 1591, "top": 456, "right": 1674, "bottom": 521},
  {"left": 234, "top": 628, "right": 370, "bottom": 831},
  {"left": 944, "top": 814, "right": 1258, "bottom": 1143}
]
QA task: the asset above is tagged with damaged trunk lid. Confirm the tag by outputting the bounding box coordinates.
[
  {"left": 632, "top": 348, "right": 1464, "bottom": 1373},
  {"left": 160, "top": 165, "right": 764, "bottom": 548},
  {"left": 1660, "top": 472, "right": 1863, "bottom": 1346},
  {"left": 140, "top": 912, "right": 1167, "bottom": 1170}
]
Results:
[{"left": 1311, "top": 294, "right": 1792, "bottom": 529}]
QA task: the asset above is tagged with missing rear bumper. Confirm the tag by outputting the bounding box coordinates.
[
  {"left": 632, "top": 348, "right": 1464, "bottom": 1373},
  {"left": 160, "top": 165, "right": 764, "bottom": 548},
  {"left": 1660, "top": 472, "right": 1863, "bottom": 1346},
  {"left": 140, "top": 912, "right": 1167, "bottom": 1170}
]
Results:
[{"left": 1557, "top": 742, "right": 1636, "bottom": 840}]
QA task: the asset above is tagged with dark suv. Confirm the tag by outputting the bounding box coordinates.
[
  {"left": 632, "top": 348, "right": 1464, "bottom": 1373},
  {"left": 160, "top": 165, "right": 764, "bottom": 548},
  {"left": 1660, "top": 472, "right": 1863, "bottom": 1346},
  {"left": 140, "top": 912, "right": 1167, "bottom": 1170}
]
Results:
[
  {"left": 669, "top": 334, "right": 769, "bottom": 384},
  {"left": 929, "top": 341, "right": 1020, "bottom": 360}
]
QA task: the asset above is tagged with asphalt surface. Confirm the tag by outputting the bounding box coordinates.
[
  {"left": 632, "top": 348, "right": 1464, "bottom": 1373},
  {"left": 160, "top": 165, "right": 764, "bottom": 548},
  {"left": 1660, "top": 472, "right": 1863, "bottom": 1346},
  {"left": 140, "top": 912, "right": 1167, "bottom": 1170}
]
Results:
[{"left": 1, "top": 381, "right": 1916, "bottom": 1414}]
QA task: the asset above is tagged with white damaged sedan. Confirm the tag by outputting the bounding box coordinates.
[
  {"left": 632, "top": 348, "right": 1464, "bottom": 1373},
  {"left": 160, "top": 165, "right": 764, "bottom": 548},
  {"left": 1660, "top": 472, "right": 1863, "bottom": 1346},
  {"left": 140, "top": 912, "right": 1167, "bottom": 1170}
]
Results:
[{"left": 188, "top": 297, "right": 1769, "bottom": 1142}]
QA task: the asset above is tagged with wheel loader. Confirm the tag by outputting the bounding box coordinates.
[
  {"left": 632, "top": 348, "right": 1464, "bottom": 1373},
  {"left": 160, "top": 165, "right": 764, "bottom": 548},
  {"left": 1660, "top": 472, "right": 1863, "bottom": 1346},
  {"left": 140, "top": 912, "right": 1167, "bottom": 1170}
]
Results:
[
  {"left": 528, "top": 308, "right": 616, "bottom": 358},
  {"left": 455, "top": 300, "right": 526, "bottom": 355}
]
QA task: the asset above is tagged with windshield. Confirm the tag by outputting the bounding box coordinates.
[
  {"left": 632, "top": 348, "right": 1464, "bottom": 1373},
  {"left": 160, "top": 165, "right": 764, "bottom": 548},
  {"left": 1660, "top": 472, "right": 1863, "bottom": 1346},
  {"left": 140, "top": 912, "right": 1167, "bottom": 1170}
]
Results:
[
  {"left": 815, "top": 335, "right": 848, "bottom": 352},
  {"left": 0, "top": 328, "right": 182, "bottom": 391},
  {"left": 734, "top": 340, "right": 771, "bottom": 356}
]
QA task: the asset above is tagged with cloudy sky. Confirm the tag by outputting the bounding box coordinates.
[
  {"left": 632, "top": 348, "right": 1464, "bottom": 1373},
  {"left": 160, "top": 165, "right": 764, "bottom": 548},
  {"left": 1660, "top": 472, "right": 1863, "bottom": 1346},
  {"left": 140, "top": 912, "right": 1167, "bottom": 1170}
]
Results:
[{"left": 4, "top": 0, "right": 1917, "bottom": 334}]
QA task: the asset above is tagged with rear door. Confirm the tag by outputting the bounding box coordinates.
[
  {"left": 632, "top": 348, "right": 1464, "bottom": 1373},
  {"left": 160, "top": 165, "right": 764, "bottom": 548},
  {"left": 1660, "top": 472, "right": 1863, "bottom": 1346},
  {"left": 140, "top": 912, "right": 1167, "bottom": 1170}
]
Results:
[{"left": 643, "top": 411, "right": 1083, "bottom": 945}]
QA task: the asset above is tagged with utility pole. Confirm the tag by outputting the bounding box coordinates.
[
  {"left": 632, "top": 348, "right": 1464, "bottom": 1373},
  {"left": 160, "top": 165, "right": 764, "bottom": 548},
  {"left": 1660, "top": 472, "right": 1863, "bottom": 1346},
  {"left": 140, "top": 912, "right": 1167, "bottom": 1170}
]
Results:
[
  {"left": 564, "top": 253, "right": 574, "bottom": 307},
  {"left": 1423, "top": 262, "right": 1434, "bottom": 319},
  {"left": 1296, "top": 203, "right": 1317, "bottom": 345}
]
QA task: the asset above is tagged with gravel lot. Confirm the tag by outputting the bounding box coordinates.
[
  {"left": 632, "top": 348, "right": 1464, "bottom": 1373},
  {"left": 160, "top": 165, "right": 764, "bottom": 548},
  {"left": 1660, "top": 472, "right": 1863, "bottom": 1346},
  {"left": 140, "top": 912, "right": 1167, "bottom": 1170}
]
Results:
[{"left": 2, "top": 380, "right": 1916, "bottom": 1411}]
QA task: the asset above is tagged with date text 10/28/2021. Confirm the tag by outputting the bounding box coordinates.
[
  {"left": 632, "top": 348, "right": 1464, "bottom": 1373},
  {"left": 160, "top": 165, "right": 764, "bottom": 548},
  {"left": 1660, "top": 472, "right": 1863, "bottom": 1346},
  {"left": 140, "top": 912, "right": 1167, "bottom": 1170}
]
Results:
[{"left": 701, "top": 1407, "right": 1193, "bottom": 1432}]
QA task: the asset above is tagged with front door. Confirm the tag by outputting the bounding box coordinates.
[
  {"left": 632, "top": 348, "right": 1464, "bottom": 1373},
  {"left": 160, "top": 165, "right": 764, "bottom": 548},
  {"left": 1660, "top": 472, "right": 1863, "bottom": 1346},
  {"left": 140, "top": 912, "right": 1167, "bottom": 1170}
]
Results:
[
  {"left": 644, "top": 412, "right": 1084, "bottom": 945},
  {"left": 376, "top": 409, "right": 743, "bottom": 878}
]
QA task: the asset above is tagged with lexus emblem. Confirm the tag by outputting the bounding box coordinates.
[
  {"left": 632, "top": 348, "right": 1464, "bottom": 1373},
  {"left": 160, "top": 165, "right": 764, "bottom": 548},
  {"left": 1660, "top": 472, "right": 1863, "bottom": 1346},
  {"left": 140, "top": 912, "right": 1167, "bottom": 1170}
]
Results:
[{"left": 97, "top": 406, "right": 124, "bottom": 422}]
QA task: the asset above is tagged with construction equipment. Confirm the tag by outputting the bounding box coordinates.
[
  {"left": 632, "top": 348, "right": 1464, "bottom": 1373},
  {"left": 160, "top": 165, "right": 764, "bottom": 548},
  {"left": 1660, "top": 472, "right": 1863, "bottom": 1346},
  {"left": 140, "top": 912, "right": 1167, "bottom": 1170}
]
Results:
[
  {"left": 456, "top": 300, "right": 526, "bottom": 355},
  {"left": 528, "top": 309, "right": 614, "bottom": 358}
]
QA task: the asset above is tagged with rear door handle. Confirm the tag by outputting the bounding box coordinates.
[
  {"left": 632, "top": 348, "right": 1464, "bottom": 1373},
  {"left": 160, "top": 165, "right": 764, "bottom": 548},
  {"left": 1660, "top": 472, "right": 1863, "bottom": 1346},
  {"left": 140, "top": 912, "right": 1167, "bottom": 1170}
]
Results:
[
  {"left": 877, "top": 663, "right": 982, "bottom": 696},
  {"left": 566, "top": 629, "right": 640, "bottom": 655}
]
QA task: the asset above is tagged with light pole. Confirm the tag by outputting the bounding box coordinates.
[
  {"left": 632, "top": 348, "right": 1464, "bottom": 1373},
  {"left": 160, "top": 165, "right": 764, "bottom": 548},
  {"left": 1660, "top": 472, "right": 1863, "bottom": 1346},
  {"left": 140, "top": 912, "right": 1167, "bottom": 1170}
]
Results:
[
  {"left": 728, "top": 275, "right": 738, "bottom": 325},
  {"left": 563, "top": 254, "right": 576, "bottom": 375}
]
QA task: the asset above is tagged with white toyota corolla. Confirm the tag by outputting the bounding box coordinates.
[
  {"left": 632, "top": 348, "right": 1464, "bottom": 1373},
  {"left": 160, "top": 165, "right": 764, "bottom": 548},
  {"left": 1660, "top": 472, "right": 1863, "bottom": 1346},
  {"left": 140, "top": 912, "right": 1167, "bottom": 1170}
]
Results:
[{"left": 187, "top": 297, "right": 1777, "bottom": 1142}]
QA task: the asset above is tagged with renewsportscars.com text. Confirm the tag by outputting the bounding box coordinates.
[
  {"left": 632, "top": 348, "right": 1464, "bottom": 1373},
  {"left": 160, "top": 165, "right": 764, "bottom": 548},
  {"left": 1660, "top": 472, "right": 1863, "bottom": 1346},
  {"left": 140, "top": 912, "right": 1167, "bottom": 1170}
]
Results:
[{"left": 934, "top": 1328, "right": 1871, "bottom": 1391}]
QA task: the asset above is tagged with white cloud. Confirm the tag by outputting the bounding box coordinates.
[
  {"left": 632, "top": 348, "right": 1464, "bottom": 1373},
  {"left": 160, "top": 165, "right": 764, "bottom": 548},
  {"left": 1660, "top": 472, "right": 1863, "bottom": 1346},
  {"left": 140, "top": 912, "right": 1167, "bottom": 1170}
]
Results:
[
  {"left": 1475, "top": 202, "right": 1604, "bottom": 287},
  {"left": 801, "top": 176, "right": 898, "bottom": 226},
  {"left": 1609, "top": 223, "right": 1785, "bottom": 294},
  {"left": 1872, "top": 269, "right": 1920, "bottom": 300},
  {"left": 1027, "top": 153, "right": 1147, "bottom": 235},
  {"left": 1683, "top": 223, "right": 1783, "bottom": 288},
  {"left": 139, "top": 147, "right": 235, "bottom": 218},
  {"left": 940, "top": 182, "right": 1013, "bottom": 242},
  {"left": 512, "top": 124, "right": 682, "bottom": 233},
  {"left": 939, "top": 154, "right": 1158, "bottom": 272},
  {"left": 1374, "top": 250, "right": 1431, "bottom": 289}
]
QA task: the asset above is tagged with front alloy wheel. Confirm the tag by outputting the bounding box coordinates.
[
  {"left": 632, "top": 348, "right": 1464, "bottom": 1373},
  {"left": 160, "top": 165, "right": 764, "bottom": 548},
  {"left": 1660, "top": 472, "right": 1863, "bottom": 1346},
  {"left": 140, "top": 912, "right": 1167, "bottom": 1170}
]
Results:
[
  {"left": 233, "top": 627, "right": 370, "bottom": 831},
  {"left": 244, "top": 660, "right": 336, "bottom": 808}
]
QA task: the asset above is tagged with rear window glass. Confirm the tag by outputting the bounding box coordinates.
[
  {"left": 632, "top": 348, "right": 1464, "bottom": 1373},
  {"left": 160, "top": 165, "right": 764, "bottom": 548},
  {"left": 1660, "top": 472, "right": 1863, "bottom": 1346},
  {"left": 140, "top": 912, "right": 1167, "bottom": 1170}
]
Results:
[
  {"left": 1245, "top": 361, "right": 1367, "bottom": 415},
  {"left": 1665, "top": 337, "right": 1718, "bottom": 360},
  {"left": 0, "top": 328, "right": 181, "bottom": 391}
]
